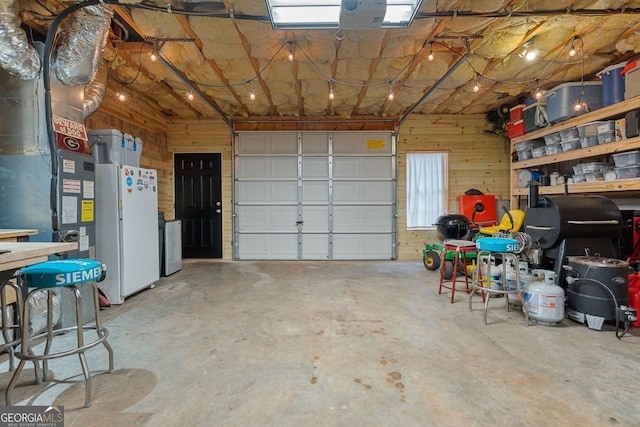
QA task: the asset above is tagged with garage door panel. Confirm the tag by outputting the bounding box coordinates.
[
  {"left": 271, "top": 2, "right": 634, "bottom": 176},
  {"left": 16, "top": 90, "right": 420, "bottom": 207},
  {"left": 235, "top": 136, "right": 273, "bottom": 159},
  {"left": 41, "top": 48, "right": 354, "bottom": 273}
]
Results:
[
  {"left": 332, "top": 133, "right": 392, "bottom": 155},
  {"left": 333, "top": 234, "right": 393, "bottom": 259},
  {"left": 302, "top": 181, "right": 328, "bottom": 203},
  {"left": 333, "top": 157, "right": 392, "bottom": 179},
  {"left": 302, "top": 157, "right": 328, "bottom": 178},
  {"left": 238, "top": 234, "right": 298, "bottom": 259},
  {"left": 333, "top": 206, "right": 393, "bottom": 232},
  {"left": 237, "top": 206, "right": 297, "bottom": 231},
  {"left": 238, "top": 157, "right": 297, "bottom": 179},
  {"left": 237, "top": 181, "right": 298, "bottom": 203},
  {"left": 302, "top": 234, "right": 329, "bottom": 259},
  {"left": 302, "top": 206, "right": 329, "bottom": 231},
  {"left": 333, "top": 181, "right": 393, "bottom": 203},
  {"left": 302, "top": 134, "right": 328, "bottom": 154},
  {"left": 236, "top": 131, "right": 395, "bottom": 260},
  {"left": 237, "top": 133, "right": 298, "bottom": 155}
]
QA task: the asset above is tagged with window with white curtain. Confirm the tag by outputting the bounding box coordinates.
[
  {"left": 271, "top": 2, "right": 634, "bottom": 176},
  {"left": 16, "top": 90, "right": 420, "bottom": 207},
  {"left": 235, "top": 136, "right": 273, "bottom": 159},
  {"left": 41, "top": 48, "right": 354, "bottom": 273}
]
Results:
[{"left": 406, "top": 152, "right": 448, "bottom": 229}]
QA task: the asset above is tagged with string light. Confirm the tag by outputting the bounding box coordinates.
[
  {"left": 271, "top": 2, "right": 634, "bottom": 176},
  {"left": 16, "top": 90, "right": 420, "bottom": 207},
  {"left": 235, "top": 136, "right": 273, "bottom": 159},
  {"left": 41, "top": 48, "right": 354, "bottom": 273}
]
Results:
[
  {"left": 187, "top": 91, "right": 194, "bottom": 101},
  {"left": 534, "top": 88, "right": 543, "bottom": 100},
  {"left": 117, "top": 91, "right": 126, "bottom": 102},
  {"left": 534, "top": 79, "right": 543, "bottom": 100},
  {"left": 329, "top": 81, "right": 335, "bottom": 100},
  {"left": 428, "top": 42, "right": 434, "bottom": 61},
  {"left": 288, "top": 42, "right": 294, "bottom": 61},
  {"left": 569, "top": 37, "right": 577, "bottom": 57},
  {"left": 388, "top": 82, "right": 394, "bottom": 101},
  {"left": 248, "top": 80, "right": 256, "bottom": 100},
  {"left": 473, "top": 78, "right": 480, "bottom": 93},
  {"left": 150, "top": 41, "right": 159, "bottom": 62}
]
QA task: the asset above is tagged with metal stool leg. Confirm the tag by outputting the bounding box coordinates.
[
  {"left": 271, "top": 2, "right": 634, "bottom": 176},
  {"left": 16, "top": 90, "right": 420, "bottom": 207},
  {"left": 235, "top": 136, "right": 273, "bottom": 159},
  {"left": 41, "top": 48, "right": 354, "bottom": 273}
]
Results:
[{"left": 6, "top": 282, "right": 113, "bottom": 408}]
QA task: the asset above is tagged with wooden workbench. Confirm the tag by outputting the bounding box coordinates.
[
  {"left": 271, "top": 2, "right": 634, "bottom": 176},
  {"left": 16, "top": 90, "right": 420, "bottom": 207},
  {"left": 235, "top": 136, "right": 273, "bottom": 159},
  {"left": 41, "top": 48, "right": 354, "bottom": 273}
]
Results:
[
  {"left": 0, "top": 229, "right": 39, "bottom": 242},
  {"left": 0, "top": 241, "right": 79, "bottom": 305}
]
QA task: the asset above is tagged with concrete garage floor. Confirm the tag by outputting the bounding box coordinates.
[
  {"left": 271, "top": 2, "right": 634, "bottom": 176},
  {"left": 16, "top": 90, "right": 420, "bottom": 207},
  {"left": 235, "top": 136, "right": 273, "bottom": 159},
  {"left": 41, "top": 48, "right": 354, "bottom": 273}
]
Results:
[{"left": 1, "top": 259, "right": 640, "bottom": 426}]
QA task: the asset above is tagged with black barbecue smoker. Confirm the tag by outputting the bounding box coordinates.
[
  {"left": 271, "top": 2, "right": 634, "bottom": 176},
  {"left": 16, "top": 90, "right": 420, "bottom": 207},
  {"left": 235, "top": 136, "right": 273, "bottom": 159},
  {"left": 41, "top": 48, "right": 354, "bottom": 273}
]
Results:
[{"left": 523, "top": 185, "right": 623, "bottom": 285}]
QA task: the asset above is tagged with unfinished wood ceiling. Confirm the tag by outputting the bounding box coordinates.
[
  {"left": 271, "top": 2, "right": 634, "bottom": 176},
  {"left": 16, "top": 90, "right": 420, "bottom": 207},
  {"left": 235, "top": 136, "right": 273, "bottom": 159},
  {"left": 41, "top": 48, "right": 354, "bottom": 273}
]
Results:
[{"left": 16, "top": 1, "right": 640, "bottom": 123}]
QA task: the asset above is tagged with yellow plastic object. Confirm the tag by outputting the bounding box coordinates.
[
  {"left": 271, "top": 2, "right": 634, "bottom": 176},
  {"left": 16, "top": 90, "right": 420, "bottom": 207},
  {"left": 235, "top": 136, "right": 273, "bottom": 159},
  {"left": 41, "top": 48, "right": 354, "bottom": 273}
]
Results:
[{"left": 478, "top": 209, "right": 525, "bottom": 236}]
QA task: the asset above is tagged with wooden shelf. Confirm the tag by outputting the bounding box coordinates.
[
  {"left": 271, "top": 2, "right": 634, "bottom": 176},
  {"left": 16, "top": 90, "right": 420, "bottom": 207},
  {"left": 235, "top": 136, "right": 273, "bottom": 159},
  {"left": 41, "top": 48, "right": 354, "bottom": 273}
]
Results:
[
  {"left": 512, "top": 178, "right": 640, "bottom": 196},
  {"left": 510, "top": 96, "right": 640, "bottom": 206},
  {"left": 511, "top": 96, "right": 640, "bottom": 144},
  {"left": 512, "top": 136, "right": 640, "bottom": 169}
]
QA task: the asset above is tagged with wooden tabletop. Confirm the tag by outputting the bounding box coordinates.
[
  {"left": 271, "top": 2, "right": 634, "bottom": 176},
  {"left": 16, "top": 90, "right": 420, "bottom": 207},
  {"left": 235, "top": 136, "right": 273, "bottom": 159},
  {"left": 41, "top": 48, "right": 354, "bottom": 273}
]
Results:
[
  {"left": 0, "top": 229, "right": 39, "bottom": 241},
  {"left": 0, "top": 241, "right": 79, "bottom": 272}
]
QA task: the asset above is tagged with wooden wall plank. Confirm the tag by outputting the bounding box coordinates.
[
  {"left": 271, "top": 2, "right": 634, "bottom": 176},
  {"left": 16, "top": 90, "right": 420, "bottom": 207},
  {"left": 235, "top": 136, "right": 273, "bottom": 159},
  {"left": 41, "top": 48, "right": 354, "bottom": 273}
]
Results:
[{"left": 397, "top": 115, "right": 510, "bottom": 260}]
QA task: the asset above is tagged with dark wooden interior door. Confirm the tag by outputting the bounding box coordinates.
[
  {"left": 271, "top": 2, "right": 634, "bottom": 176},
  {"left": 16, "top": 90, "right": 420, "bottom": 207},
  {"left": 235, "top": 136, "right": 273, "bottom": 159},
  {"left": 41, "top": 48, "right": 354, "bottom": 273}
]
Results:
[{"left": 175, "top": 153, "right": 222, "bottom": 258}]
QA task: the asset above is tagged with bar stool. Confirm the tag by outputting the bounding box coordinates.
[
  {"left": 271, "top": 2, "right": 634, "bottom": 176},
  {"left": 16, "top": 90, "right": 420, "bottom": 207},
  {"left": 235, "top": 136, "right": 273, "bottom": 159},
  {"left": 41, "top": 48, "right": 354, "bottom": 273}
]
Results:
[
  {"left": 468, "top": 237, "right": 529, "bottom": 326},
  {"left": 5, "top": 259, "right": 114, "bottom": 408},
  {"left": 438, "top": 239, "right": 477, "bottom": 303}
]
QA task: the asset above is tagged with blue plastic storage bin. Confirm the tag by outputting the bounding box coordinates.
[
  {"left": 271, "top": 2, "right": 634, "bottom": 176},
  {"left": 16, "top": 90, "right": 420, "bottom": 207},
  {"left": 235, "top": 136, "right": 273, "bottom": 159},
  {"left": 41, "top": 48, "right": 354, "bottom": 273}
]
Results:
[
  {"left": 545, "top": 81, "right": 603, "bottom": 123},
  {"left": 597, "top": 62, "right": 626, "bottom": 107}
]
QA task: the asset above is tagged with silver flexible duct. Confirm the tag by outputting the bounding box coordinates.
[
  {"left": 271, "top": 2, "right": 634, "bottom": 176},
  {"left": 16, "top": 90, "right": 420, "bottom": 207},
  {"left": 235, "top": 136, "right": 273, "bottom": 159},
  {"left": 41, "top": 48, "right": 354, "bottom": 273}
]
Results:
[
  {"left": 83, "top": 59, "right": 109, "bottom": 119},
  {"left": 0, "top": 0, "right": 41, "bottom": 80},
  {"left": 54, "top": 3, "right": 113, "bottom": 86}
]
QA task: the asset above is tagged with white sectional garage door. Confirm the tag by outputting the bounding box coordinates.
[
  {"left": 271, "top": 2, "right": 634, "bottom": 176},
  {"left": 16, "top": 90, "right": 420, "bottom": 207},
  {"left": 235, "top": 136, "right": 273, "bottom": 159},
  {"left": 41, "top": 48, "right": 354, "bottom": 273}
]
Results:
[{"left": 234, "top": 131, "right": 396, "bottom": 260}]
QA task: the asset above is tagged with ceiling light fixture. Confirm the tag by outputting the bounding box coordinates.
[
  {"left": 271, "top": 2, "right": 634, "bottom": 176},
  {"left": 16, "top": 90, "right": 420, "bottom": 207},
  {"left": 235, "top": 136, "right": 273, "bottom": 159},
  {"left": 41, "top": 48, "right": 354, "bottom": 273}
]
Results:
[
  {"left": 388, "top": 82, "right": 394, "bottom": 101},
  {"left": 265, "top": 0, "right": 423, "bottom": 30},
  {"left": 473, "top": 77, "right": 480, "bottom": 93},
  {"left": 329, "top": 81, "right": 335, "bottom": 100},
  {"left": 187, "top": 91, "right": 194, "bottom": 101},
  {"left": 428, "top": 42, "right": 434, "bottom": 61},
  {"left": 117, "top": 91, "right": 126, "bottom": 102}
]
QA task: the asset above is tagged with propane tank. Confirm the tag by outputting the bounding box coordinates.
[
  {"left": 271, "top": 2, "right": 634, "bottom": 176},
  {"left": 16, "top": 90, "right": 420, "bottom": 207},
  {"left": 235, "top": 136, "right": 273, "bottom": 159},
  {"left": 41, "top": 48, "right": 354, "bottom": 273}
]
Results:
[
  {"left": 523, "top": 270, "right": 565, "bottom": 325},
  {"left": 488, "top": 260, "right": 502, "bottom": 292},
  {"left": 506, "top": 261, "right": 530, "bottom": 306}
]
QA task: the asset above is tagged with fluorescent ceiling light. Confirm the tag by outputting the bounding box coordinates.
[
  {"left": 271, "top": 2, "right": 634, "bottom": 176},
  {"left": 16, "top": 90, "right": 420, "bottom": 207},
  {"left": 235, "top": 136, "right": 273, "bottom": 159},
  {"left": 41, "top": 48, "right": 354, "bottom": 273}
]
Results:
[{"left": 266, "top": 0, "right": 423, "bottom": 29}]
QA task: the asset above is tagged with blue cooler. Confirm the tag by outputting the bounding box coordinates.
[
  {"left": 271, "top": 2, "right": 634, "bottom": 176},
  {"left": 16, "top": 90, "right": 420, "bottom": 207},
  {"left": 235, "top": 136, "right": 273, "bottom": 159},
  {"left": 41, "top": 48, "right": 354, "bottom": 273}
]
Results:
[
  {"left": 597, "top": 62, "right": 627, "bottom": 107},
  {"left": 545, "top": 81, "right": 603, "bottom": 123}
]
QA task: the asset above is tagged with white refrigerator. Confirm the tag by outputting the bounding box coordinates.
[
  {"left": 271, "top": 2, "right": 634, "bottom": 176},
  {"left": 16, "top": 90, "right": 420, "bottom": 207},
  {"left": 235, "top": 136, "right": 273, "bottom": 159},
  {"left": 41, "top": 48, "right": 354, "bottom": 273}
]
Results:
[{"left": 95, "top": 164, "right": 160, "bottom": 304}]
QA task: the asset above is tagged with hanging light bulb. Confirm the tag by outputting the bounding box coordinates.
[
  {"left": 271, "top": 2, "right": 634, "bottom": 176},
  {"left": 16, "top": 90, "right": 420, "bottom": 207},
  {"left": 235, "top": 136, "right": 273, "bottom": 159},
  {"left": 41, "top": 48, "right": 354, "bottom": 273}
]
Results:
[
  {"left": 428, "top": 43, "right": 434, "bottom": 61},
  {"left": 187, "top": 92, "right": 194, "bottom": 101},
  {"left": 249, "top": 81, "right": 256, "bottom": 101},
  {"left": 568, "top": 37, "right": 577, "bottom": 57},
  {"left": 534, "top": 80, "right": 543, "bottom": 100},
  {"left": 117, "top": 92, "right": 126, "bottom": 102},
  {"left": 288, "top": 43, "right": 294, "bottom": 61},
  {"left": 388, "top": 83, "right": 394, "bottom": 101},
  {"left": 473, "top": 79, "right": 480, "bottom": 93},
  {"left": 150, "top": 41, "right": 159, "bottom": 62},
  {"left": 329, "top": 82, "right": 335, "bottom": 100},
  {"left": 534, "top": 88, "right": 543, "bottom": 100}
]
